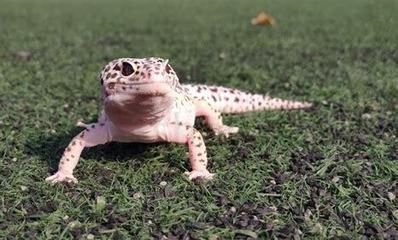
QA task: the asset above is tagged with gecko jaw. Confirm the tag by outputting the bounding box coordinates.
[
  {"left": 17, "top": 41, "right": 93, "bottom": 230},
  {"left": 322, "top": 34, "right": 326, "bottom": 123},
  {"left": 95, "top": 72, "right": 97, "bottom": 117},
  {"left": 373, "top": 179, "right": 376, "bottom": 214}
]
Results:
[{"left": 104, "top": 81, "right": 173, "bottom": 102}]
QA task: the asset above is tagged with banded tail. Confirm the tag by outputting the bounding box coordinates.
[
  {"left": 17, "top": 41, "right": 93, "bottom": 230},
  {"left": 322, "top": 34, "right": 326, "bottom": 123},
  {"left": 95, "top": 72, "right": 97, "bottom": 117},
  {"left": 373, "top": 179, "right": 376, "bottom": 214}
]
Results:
[{"left": 183, "top": 84, "right": 312, "bottom": 113}]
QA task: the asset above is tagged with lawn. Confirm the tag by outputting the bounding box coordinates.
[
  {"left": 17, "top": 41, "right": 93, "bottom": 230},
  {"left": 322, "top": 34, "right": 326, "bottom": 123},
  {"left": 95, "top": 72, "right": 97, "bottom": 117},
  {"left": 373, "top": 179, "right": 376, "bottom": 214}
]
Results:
[{"left": 0, "top": 0, "right": 397, "bottom": 239}]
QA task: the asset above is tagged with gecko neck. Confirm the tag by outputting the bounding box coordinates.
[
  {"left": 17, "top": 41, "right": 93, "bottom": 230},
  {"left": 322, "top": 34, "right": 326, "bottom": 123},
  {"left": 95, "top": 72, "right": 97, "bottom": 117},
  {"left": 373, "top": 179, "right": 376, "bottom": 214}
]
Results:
[{"left": 104, "top": 92, "right": 174, "bottom": 129}]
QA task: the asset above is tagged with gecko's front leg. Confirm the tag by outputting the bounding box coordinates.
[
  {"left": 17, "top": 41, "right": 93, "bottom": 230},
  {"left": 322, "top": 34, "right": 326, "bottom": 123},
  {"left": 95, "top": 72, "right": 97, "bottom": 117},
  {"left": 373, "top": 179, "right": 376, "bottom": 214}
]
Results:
[
  {"left": 166, "top": 123, "right": 214, "bottom": 180},
  {"left": 45, "top": 122, "right": 112, "bottom": 184}
]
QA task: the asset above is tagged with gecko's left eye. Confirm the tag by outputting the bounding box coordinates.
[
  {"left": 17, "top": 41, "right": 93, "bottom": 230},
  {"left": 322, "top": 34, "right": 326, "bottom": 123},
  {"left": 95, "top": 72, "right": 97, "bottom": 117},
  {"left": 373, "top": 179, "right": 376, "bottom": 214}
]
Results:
[{"left": 121, "top": 62, "right": 134, "bottom": 76}]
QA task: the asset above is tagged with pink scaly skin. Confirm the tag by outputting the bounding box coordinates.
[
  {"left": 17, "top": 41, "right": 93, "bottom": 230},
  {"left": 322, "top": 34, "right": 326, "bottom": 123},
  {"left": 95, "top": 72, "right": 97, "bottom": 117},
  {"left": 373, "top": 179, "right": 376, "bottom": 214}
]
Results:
[{"left": 46, "top": 57, "right": 312, "bottom": 184}]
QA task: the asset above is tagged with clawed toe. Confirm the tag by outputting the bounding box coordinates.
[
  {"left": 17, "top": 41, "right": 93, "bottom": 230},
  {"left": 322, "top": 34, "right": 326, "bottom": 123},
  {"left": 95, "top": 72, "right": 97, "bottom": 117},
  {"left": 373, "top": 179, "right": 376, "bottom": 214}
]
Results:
[
  {"left": 214, "top": 125, "right": 239, "bottom": 138},
  {"left": 45, "top": 172, "right": 78, "bottom": 184},
  {"left": 184, "top": 170, "right": 215, "bottom": 181}
]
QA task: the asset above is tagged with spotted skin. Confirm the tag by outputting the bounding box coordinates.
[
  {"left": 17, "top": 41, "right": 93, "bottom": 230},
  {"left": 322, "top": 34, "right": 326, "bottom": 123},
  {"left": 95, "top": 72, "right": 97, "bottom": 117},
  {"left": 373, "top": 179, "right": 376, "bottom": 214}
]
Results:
[{"left": 46, "top": 57, "right": 312, "bottom": 183}]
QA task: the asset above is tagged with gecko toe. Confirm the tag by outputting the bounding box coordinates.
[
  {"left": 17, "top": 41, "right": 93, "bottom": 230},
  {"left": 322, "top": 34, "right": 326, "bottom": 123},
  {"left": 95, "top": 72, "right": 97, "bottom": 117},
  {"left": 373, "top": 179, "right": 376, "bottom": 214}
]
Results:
[
  {"left": 185, "top": 170, "right": 215, "bottom": 181},
  {"left": 45, "top": 172, "right": 78, "bottom": 184},
  {"left": 214, "top": 125, "right": 239, "bottom": 137}
]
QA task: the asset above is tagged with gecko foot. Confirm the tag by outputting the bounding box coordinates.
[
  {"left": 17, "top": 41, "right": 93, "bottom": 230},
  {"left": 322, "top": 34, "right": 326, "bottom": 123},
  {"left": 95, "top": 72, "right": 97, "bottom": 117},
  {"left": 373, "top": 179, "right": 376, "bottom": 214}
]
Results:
[
  {"left": 214, "top": 125, "right": 239, "bottom": 138},
  {"left": 76, "top": 121, "right": 90, "bottom": 128},
  {"left": 184, "top": 170, "right": 215, "bottom": 181},
  {"left": 45, "top": 172, "right": 78, "bottom": 184}
]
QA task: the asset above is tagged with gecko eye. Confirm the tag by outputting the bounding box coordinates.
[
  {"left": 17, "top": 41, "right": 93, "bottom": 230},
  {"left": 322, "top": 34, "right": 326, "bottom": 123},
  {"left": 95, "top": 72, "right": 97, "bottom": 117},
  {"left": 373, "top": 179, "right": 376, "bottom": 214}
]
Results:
[{"left": 121, "top": 62, "right": 134, "bottom": 76}]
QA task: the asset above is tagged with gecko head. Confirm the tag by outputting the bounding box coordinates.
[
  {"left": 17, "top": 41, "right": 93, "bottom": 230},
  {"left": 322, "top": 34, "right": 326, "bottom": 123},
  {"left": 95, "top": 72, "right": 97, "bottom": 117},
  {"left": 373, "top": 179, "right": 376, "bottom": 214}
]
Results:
[{"left": 99, "top": 57, "right": 179, "bottom": 102}]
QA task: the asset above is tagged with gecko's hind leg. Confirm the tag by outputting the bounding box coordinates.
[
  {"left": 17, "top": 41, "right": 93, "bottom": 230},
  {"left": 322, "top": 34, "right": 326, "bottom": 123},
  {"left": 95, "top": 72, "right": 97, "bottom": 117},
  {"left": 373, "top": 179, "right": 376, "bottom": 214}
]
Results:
[{"left": 193, "top": 99, "right": 239, "bottom": 137}]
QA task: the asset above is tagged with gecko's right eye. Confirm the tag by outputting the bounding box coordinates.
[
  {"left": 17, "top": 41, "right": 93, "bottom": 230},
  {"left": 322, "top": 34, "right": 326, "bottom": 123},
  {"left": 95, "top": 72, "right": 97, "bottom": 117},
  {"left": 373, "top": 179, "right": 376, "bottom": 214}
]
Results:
[{"left": 122, "top": 62, "right": 134, "bottom": 76}]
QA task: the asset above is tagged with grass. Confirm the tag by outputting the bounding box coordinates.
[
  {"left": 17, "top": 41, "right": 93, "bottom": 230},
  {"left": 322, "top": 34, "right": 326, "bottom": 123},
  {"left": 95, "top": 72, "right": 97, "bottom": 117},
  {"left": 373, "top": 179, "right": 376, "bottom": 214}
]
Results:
[{"left": 0, "top": 0, "right": 397, "bottom": 239}]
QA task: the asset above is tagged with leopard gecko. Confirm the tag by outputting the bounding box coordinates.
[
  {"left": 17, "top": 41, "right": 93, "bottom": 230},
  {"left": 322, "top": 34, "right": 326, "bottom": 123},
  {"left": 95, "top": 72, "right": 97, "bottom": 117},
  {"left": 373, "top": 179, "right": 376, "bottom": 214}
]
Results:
[{"left": 46, "top": 57, "right": 311, "bottom": 183}]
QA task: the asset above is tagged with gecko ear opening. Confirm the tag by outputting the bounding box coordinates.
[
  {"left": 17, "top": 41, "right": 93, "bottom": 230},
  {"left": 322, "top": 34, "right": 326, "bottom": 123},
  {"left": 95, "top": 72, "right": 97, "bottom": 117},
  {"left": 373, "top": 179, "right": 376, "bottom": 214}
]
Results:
[{"left": 122, "top": 62, "right": 134, "bottom": 76}]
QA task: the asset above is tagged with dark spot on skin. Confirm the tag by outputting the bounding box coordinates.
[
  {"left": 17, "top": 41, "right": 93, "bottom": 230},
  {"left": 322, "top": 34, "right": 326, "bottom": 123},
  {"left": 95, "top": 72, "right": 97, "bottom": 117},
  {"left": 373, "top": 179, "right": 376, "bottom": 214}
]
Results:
[
  {"left": 122, "top": 86, "right": 126, "bottom": 90},
  {"left": 106, "top": 73, "right": 111, "bottom": 79},
  {"left": 66, "top": 158, "right": 70, "bottom": 162},
  {"left": 212, "top": 95, "right": 217, "bottom": 102},
  {"left": 179, "top": 122, "right": 183, "bottom": 126},
  {"left": 135, "top": 71, "right": 140, "bottom": 75},
  {"left": 258, "top": 102, "right": 262, "bottom": 106},
  {"left": 186, "top": 126, "right": 190, "bottom": 130},
  {"left": 100, "top": 123, "right": 105, "bottom": 126},
  {"left": 165, "top": 64, "right": 172, "bottom": 74},
  {"left": 71, "top": 155, "right": 75, "bottom": 158},
  {"left": 196, "top": 143, "right": 202, "bottom": 147},
  {"left": 100, "top": 78, "right": 104, "bottom": 85},
  {"left": 111, "top": 73, "right": 117, "bottom": 78},
  {"left": 104, "top": 66, "right": 110, "bottom": 72},
  {"left": 197, "top": 153, "right": 202, "bottom": 156},
  {"left": 140, "top": 72, "right": 145, "bottom": 76},
  {"left": 80, "top": 132, "right": 85, "bottom": 138},
  {"left": 60, "top": 161, "right": 64, "bottom": 165},
  {"left": 72, "top": 141, "right": 76, "bottom": 146},
  {"left": 122, "top": 62, "right": 134, "bottom": 76},
  {"left": 197, "top": 86, "right": 202, "bottom": 92},
  {"left": 67, "top": 147, "right": 71, "bottom": 152},
  {"left": 230, "top": 89, "right": 235, "bottom": 93},
  {"left": 108, "top": 83, "right": 115, "bottom": 89},
  {"left": 199, "top": 159, "right": 206, "bottom": 163},
  {"left": 91, "top": 125, "right": 95, "bottom": 128},
  {"left": 224, "top": 97, "right": 229, "bottom": 101},
  {"left": 113, "top": 65, "right": 121, "bottom": 71},
  {"left": 86, "top": 129, "right": 90, "bottom": 132},
  {"left": 210, "top": 87, "right": 218, "bottom": 92},
  {"left": 234, "top": 97, "right": 240, "bottom": 102}
]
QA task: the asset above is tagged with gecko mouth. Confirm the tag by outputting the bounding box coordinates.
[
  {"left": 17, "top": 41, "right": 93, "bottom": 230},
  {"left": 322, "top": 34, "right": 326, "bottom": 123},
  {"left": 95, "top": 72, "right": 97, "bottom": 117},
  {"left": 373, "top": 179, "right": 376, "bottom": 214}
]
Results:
[{"left": 105, "top": 81, "right": 172, "bottom": 98}]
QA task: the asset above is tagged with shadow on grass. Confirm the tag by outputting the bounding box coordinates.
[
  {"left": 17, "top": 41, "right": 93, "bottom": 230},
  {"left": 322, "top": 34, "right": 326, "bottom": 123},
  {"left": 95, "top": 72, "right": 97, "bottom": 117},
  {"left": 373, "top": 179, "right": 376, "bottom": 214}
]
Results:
[{"left": 24, "top": 123, "right": 161, "bottom": 173}]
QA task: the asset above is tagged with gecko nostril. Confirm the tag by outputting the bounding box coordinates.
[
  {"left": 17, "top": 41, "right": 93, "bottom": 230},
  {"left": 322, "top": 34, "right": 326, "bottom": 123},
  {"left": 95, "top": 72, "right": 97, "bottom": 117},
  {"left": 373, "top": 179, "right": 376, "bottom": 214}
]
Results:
[{"left": 108, "top": 83, "right": 115, "bottom": 89}]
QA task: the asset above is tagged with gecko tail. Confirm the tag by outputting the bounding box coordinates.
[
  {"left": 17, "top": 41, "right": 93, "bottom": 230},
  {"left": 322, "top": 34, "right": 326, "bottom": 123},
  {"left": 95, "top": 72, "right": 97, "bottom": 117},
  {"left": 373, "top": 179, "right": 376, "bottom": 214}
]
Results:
[
  {"left": 221, "top": 93, "right": 312, "bottom": 113},
  {"left": 183, "top": 84, "right": 312, "bottom": 114}
]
